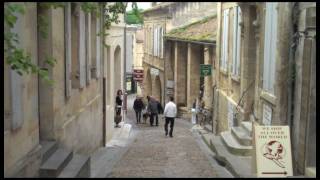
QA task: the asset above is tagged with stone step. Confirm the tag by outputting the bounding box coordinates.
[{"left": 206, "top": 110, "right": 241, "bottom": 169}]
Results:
[
  {"left": 241, "top": 121, "right": 252, "bottom": 135},
  {"left": 40, "top": 141, "right": 58, "bottom": 164},
  {"left": 231, "top": 126, "right": 252, "bottom": 146},
  {"left": 39, "top": 148, "right": 73, "bottom": 177},
  {"left": 221, "top": 131, "right": 252, "bottom": 156},
  {"left": 201, "top": 132, "right": 253, "bottom": 177},
  {"left": 58, "top": 154, "right": 90, "bottom": 178}
]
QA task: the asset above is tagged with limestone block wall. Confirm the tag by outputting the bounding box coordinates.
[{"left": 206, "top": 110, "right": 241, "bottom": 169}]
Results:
[
  {"left": 37, "top": 7, "right": 105, "bottom": 154},
  {"left": 4, "top": 3, "right": 41, "bottom": 177}
]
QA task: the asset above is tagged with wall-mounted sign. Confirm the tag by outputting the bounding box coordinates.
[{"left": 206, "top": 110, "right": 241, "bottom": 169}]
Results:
[
  {"left": 166, "top": 88, "right": 174, "bottom": 95},
  {"left": 200, "top": 64, "right": 212, "bottom": 77},
  {"left": 263, "top": 104, "right": 272, "bottom": 125},
  {"left": 150, "top": 68, "right": 159, "bottom": 76},
  {"left": 133, "top": 69, "right": 144, "bottom": 82},
  {"left": 254, "top": 125, "right": 293, "bottom": 177}
]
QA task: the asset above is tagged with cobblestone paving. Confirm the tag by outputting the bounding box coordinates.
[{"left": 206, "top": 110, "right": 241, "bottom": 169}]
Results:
[{"left": 108, "top": 115, "right": 218, "bottom": 178}]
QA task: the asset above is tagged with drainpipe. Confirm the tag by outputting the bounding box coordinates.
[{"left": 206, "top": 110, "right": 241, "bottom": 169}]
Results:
[{"left": 123, "top": 6, "right": 127, "bottom": 122}]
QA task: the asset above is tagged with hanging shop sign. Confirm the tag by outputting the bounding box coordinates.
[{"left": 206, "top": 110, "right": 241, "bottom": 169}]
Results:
[
  {"left": 133, "top": 69, "right": 144, "bottom": 82},
  {"left": 254, "top": 125, "right": 293, "bottom": 177}
]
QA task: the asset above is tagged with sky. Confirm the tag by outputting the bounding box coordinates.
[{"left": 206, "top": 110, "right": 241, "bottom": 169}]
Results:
[{"left": 126, "top": 2, "right": 152, "bottom": 11}]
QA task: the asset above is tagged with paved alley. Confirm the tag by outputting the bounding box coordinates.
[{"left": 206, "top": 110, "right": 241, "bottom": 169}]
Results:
[{"left": 101, "top": 94, "right": 231, "bottom": 178}]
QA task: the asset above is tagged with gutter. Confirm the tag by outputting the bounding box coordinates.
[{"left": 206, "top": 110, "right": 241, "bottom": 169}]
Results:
[{"left": 165, "top": 37, "right": 216, "bottom": 46}]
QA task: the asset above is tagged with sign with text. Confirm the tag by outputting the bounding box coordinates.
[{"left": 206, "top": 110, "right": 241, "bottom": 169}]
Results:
[
  {"left": 150, "top": 68, "right": 159, "bottom": 76},
  {"left": 200, "top": 64, "right": 212, "bottom": 77},
  {"left": 133, "top": 69, "right": 144, "bottom": 82},
  {"left": 254, "top": 126, "right": 293, "bottom": 177}
]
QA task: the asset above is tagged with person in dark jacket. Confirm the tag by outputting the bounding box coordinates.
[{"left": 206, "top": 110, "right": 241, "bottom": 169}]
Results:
[
  {"left": 133, "top": 96, "right": 145, "bottom": 124},
  {"left": 157, "top": 101, "right": 163, "bottom": 114},
  {"left": 147, "top": 96, "right": 159, "bottom": 126}
]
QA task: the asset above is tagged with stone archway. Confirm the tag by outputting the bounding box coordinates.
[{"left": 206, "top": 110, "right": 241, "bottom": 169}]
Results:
[
  {"left": 114, "top": 45, "right": 121, "bottom": 94},
  {"left": 153, "top": 75, "right": 162, "bottom": 103}
]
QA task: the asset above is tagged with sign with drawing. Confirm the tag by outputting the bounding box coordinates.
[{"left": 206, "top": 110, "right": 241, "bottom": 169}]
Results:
[{"left": 254, "top": 125, "right": 293, "bottom": 177}]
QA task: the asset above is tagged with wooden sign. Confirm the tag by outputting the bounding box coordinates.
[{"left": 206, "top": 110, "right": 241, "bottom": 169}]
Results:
[{"left": 254, "top": 125, "right": 293, "bottom": 177}]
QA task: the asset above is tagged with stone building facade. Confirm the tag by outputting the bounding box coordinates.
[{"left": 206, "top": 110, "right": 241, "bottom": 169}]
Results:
[
  {"left": 214, "top": 2, "right": 316, "bottom": 177},
  {"left": 4, "top": 2, "right": 125, "bottom": 177},
  {"left": 142, "top": 2, "right": 217, "bottom": 106}
]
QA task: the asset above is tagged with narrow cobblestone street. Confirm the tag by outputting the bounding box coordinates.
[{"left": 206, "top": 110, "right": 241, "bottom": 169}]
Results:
[{"left": 102, "top": 94, "right": 230, "bottom": 178}]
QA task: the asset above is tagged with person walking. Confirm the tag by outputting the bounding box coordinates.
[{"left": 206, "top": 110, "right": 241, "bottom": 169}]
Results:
[
  {"left": 133, "top": 96, "right": 145, "bottom": 124},
  {"left": 115, "top": 89, "right": 123, "bottom": 127},
  {"left": 163, "top": 96, "right": 177, "bottom": 137},
  {"left": 191, "top": 99, "right": 197, "bottom": 125},
  {"left": 147, "top": 96, "right": 158, "bottom": 126}
]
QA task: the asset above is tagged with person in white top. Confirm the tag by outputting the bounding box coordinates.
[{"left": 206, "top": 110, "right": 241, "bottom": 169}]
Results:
[{"left": 163, "top": 96, "right": 177, "bottom": 137}]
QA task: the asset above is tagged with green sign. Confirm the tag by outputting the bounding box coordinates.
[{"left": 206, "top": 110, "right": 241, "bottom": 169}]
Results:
[{"left": 200, "top": 64, "right": 212, "bottom": 77}]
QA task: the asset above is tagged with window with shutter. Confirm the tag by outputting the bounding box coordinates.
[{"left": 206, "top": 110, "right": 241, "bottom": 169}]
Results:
[
  {"left": 85, "top": 13, "right": 91, "bottom": 85},
  {"left": 95, "top": 15, "right": 101, "bottom": 79},
  {"left": 232, "top": 6, "right": 241, "bottom": 77},
  {"left": 64, "top": 3, "right": 72, "bottom": 98},
  {"left": 79, "top": 9, "right": 86, "bottom": 88},
  {"left": 221, "top": 9, "right": 229, "bottom": 72},
  {"left": 263, "top": 3, "right": 277, "bottom": 94}
]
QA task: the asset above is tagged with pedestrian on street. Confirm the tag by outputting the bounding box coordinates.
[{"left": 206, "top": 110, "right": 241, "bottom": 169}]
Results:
[
  {"left": 133, "top": 95, "right": 145, "bottom": 124},
  {"left": 115, "top": 89, "right": 123, "bottom": 127},
  {"left": 163, "top": 96, "right": 177, "bottom": 137},
  {"left": 191, "top": 99, "right": 197, "bottom": 125},
  {"left": 147, "top": 96, "right": 159, "bottom": 126}
]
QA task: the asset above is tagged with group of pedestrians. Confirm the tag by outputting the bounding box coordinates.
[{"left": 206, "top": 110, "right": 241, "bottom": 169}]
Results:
[{"left": 133, "top": 95, "right": 177, "bottom": 138}]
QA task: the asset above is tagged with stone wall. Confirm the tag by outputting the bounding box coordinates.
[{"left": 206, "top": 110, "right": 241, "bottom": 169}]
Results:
[{"left": 4, "top": 3, "right": 41, "bottom": 177}]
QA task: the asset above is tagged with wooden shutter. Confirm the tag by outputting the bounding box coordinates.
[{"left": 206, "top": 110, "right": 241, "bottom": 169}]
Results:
[
  {"left": 232, "top": 7, "right": 238, "bottom": 75},
  {"left": 65, "top": 3, "right": 72, "bottom": 98},
  {"left": 269, "top": 3, "right": 277, "bottom": 93},
  {"left": 225, "top": 9, "right": 229, "bottom": 72},
  {"left": 236, "top": 6, "right": 241, "bottom": 76},
  {"left": 86, "top": 13, "right": 91, "bottom": 85},
  {"left": 95, "top": 15, "right": 101, "bottom": 79},
  {"left": 220, "top": 10, "right": 226, "bottom": 70},
  {"left": 263, "top": 3, "right": 277, "bottom": 94},
  {"left": 10, "top": 11, "right": 24, "bottom": 130},
  {"left": 79, "top": 10, "right": 86, "bottom": 88},
  {"left": 221, "top": 9, "right": 229, "bottom": 72}
]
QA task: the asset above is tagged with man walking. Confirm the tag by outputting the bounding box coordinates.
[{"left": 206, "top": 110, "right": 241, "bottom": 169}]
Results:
[
  {"left": 133, "top": 96, "right": 144, "bottom": 124},
  {"left": 163, "top": 96, "right": 177, "bottom": 137},
  {"left": 147, "top": 96, "right": 158, "bottom": 126}
]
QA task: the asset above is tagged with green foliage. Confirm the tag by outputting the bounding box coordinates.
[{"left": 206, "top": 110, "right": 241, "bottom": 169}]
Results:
[
  {"left": 125, "top": 9, "right": 144, "bottom": 24},
  {"left": 4, "top": 2, "right": 138, "bottom": 85}
]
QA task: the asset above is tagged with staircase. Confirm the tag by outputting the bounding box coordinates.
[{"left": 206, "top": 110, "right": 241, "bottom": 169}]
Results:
[
  {"left": 39, "top": 141, "right": 90, "bottom": 178},
  {"left": 220, "top": 121, "right": 253, "bottom": 156}
]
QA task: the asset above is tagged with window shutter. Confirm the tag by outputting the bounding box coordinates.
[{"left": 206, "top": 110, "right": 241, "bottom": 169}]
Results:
[
  {"left": 232, "top": 7, "right": 238, "bottom": 75},
  {"left": 224, "top": 9, "right": 230, "bottom": 71},
  {"left": 96, "top": 15, "right": 101, "bottom": 78},
  {"left": 221, "top": 10, "right": 226, "bottom": 71},
  {"left": 263, "top": 3, "right": 277, "bottom": 94},
  {"left": 86, "top": 13, "right": 91, "bottom": 85},
  {"left": 10, "top": 69, "right": 24, "bottom": 130},
  {"left": 236, "top": 6, "right": 241, "bottom": 76},
  {"left": 269, "top": 3, "right": 278, "bottom": 93},
  {"left": 263, "top": 3, "right": 271, "bottom": 91},
  {"left": 79, "top": 10, "right": 86, "bottom": 88},
  {"left": 65, "top": 3, "right": 72, "bottom": 98}
]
